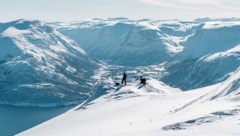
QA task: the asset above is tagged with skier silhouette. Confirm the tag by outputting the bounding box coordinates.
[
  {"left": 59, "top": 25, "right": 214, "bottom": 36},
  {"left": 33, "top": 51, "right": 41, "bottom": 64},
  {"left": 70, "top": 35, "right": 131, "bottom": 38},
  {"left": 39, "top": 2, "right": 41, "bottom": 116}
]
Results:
[
  {"left": 122, "top": 72, "right": 127, "bottom": 85},
  {"left": 140, "top": 76, "right": 146, "bottom": 85}
]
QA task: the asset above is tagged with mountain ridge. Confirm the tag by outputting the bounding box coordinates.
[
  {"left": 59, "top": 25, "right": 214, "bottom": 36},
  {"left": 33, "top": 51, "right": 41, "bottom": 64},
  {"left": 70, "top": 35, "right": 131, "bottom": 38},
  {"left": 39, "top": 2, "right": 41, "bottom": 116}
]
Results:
[{"left": 0, "top": 19, "right": 98, "bottom": 107}]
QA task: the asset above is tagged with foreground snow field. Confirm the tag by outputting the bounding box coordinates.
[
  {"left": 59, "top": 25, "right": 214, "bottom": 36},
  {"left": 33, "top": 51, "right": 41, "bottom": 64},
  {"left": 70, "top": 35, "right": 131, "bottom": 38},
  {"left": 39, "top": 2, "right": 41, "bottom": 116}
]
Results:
[{"left": 19, "top": 76, "right": 240, "bottom": 136}]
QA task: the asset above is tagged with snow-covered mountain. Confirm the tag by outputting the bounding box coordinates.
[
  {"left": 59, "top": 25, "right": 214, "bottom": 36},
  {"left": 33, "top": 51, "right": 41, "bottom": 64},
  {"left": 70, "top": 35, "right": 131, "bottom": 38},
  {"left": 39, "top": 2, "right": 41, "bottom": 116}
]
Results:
[
  {"left": 0, "top": 19, "right": 98, "bottom": 107},
  {"left": 1, "top": 18, "right": 240, "bottom": 136},
  {"left": 1, "top": 18, "right": 239, "bottom": 104},
  {"left": 54, "top": 19, "right": 183, "bottom": 66},
  {"left": 54, "top": 18, "right": 240, "bottom": 90},
  {"left": 163, "top": 43, "right": 240, "bottom": 90}
]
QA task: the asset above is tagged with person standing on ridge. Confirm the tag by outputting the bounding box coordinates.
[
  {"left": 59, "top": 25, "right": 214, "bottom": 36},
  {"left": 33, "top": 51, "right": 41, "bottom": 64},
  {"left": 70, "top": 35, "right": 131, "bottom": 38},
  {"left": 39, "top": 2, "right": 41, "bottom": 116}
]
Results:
[
  {"left": 122, "top": 72, "right": 127, "bottom": 85},
  {"left": 140, "top": 76, "right": 146, "bottom": 85}
]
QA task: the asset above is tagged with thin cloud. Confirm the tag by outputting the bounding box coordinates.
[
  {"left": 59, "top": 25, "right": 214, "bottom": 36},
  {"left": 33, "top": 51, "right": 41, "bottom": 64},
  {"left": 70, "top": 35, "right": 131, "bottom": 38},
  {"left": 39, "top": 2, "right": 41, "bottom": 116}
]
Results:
[
  {"left": 181, "top": 0, "right": 220, "bottom": 5},
  {"left": 139, "top": 0, "right": 235, "bottom": 10},
  {"left": 139, "top": 0, "right": 240, "bottom": 16},
  {"left": 140, "top": 0, "right": 220, "bottom": 6},
  {"left": 138, "top": 0, "right": 240, "bottom": 20},
  {"left": 139, "top": 0, "right": 213, "bottom": 11}
]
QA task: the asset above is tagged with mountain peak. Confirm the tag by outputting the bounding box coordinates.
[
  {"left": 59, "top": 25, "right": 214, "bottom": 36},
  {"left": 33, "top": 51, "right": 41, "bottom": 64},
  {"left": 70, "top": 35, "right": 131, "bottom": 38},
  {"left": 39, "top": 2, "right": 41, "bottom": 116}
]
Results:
[{"left": 0, "top": 20, "right": 97, "bottom": 107}]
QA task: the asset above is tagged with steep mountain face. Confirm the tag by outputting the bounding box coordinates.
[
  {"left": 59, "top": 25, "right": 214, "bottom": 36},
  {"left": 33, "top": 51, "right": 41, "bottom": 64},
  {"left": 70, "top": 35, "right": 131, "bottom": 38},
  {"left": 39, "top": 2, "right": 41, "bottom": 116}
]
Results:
[
  {"left": 1, "top": 18, "right": 239, "bottom": 107},
  {"left": 55, "top": 19, "right": 240, "bottom": 90},
  {"left": 56, "top": 20, "right": 183, "bottom": 66},
  {"left": 201, "top": 67, "right": 240, "bottom": 101},
  {"left": 181, "top": 25, "right": 240, "bottom": 59},
  {"left": 0, "top": 20, "right": 98, "bottom": 107},
  {"left": 162, "top": 23, "right": 240, "bottom": 90}
]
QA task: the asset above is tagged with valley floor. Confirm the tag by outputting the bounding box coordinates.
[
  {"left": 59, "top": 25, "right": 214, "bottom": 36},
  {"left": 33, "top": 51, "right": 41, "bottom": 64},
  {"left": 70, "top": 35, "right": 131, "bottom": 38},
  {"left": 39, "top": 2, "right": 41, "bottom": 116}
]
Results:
[{"left": 18, "top": 79, "right": 240, "bottom": 136}]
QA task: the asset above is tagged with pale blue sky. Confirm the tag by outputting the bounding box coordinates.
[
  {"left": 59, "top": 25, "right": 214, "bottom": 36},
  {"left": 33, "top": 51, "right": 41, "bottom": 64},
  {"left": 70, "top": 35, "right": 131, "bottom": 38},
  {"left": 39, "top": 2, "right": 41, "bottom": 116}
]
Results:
[{"left": 1, "top": 0, "right": 240, "bottom": 22}]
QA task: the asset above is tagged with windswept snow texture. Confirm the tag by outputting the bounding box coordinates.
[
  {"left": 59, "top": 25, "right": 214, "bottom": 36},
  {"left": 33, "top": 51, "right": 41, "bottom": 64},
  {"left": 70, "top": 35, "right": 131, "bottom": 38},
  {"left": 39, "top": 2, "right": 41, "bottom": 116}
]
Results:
[
  {"left": 0, "top": 20, "right": 98, "bottom": 107},
  {"left": 54, "top": 18, "right": 240, "bottom": 90},
  {"left": 19, "top": 74, "right": 240, "bottom": 136}
]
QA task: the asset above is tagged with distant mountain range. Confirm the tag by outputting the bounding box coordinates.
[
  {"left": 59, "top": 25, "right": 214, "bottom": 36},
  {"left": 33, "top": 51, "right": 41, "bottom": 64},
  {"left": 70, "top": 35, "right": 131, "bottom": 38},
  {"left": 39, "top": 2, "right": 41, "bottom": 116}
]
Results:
[{"left": 0, "top": 18, "right": 239, "bottom": 106}]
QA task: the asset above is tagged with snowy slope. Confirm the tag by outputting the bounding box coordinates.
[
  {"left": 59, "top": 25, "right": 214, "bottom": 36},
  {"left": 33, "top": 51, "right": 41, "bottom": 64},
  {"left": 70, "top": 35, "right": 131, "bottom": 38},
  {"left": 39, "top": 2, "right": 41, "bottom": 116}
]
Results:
[
  {"left": 19, "top": 75, "right": 240, "bottom": 136},
  {"left": 163, "top": 44, "right": 240, "bottom": 90},
  {"left": 181, "top": 23, "right": 240, "bottom": 59},
  {"left": 159, "top": 20, "right": 240, "bottom": 90},
  {"left": 0, "top": 18, "right": 239, "bottom": 135},
  {"left": 0, "top": 18, "right": 238, "bottom": 99},
  {"left": 55, "top": 19, "right": 183, "bottom": 66},
  {"left": 0, "top": 19, "right": 98, "bottom": 107},
  {"left": 54, "top": 18, "right": 240, "bottom": 90},
  {"left": 200, "top": 67, "right": 240, "bottom": 101},
  {"left": 1, "top": 18, "right": 237, "bottom": 136}
]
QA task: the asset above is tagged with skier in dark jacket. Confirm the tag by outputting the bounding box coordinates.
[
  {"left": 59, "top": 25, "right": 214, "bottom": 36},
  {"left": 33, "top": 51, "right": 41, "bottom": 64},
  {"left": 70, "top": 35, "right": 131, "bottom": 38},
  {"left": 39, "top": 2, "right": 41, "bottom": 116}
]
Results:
[
  {"left": 140, "top": 76, "right": 146, "bottom": 85},
  {"left": 122, "top": 72, "right": 127, "bottom": 85}
]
